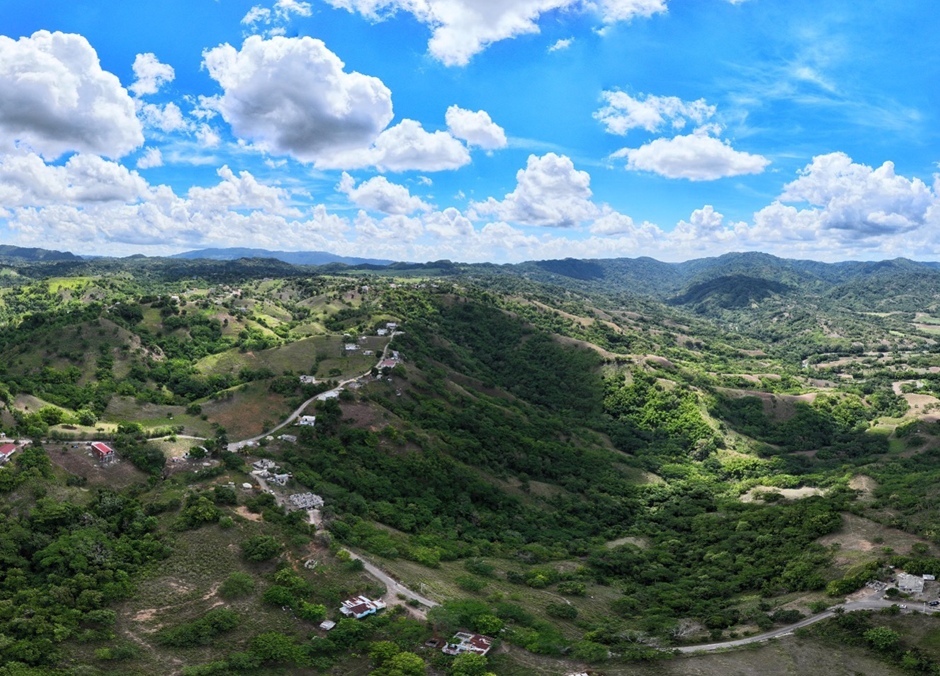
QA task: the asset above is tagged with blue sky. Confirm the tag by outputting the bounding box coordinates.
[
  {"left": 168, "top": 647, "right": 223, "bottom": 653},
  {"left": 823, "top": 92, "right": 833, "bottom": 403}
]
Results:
[{"left": 0, "top": 0, "right": 938, "bottom": 263}]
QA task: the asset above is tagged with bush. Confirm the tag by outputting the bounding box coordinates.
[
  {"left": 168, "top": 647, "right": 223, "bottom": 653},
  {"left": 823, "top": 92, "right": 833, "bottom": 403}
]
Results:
[
  {"left": 545, "top": 602, "right": 578, "bottom": 620},
  {"left": 455, "top": 575, "right": 487, "bottom": 592},
  {"left": 241, "top": 535, "right": 282, "bottom": 562},
  {"left": 156, "top": 609, "right": 240, "bottom": 647},
  {"left": 219, "top": 572, "right": 255, "bottom": 599}
]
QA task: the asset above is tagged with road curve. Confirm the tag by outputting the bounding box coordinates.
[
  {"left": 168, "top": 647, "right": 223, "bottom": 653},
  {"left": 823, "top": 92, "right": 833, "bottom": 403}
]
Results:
[
  {"left": 228, "top": 332, "right": 401, "bottom": 451},
  {"left": 676, "top": 599, "right": 934, "bottom": 654},
  {"left": 342, "top": 549, "right": 439, "bottom": 609}
]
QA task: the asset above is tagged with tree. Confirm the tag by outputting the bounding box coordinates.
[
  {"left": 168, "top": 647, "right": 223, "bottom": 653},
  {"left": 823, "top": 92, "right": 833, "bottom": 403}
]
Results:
[
  {"left": 449, "top": 652, "right": 490, "bottom": 676},
  {"left": 864, "top": 626, "right": 901, "bottom": 652},
  {"left": 219, "top": 572, "right": 255, "bottom": 599},
  {"left": 373, "top": 651, "right": 425, "bottom": 676},
  {"left": 240, "top": 535, "right": 282, "bottom": 562}
]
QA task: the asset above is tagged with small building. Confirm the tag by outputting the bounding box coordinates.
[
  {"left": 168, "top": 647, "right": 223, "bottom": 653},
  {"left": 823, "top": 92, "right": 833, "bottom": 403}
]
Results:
[
  {"left": 91, "top": 442, "right": 116, "bottom": 463},
  {"left": 319, "top": 620, "right": 336, "bottom": 631},
  {"left": 344, "top": 343, "right": 358, "bottom": 351},
  {"left": 378, "top": 359, "right": 398, "bottom": 370},
  {"left": 278, "top": 434, "right": 298, "bottom": 444},
  {"left": 253, "top": 459, "right": 277, "bottom": 472},
  {"left": 299, "top": 375, "right": 317, "bottom": 385},
  {"left": 925, "top": 574, "right": 937, "bottom": 582},
  {"left": 298, "top": 416, "right": 317, "bottom": 427},
  {"left": 0, "top": 443, "right": 17, "bottom": 465},
  {"left": 441, "top": 632, "right": 493, "bottom": 657},
  {"left": 317, "top": 390, "right": 340, "bottom": 401},
  {"left": 376, "top": 329, "right": 388, "bottom": 337},
  {"left": 362, "top": 350, "right": 374, "bottom": 356},
  {"left": 897, "top": 572, "right": 926, "bottom": 594},
  {"left": 271, "top": 473, "right": 291, "bottom": 486},
  {"left": 386, "top": 322, "right": 398, "bottom": 331},
  {"left": 340, "top": 595, "right": 386, "bottom": 619}
]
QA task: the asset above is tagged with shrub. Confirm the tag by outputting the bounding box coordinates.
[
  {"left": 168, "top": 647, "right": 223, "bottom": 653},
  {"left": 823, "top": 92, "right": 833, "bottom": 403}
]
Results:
[
  {"left": 241, "top": 535, "right": 282, "bottom": 562},
  {"left": 219, "top": 572, "right": 255, "bottom": 599}
]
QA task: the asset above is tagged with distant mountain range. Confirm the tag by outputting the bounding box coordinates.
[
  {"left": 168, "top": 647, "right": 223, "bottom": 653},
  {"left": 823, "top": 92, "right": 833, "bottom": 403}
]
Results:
[
  {"left": 169, "top": 248, "right": 394, "bottom": 267},
  {"left": 0, "top": 245, "right": 80, "bottom": 262}
]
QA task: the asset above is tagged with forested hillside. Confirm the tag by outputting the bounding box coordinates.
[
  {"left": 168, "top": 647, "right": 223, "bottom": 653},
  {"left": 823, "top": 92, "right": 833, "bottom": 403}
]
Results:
[{"left": 2, "top": 255, "right": 940, "bottom": 674}]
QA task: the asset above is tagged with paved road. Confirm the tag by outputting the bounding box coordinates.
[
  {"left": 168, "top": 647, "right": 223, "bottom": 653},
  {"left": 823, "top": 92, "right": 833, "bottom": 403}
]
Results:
[
  {"left": 228, "top": 332, "right": 401, "bottom": 452},
  {"left": 676, "top": 599, "right": 933, "bottom": 654},
  {"left": 342, "top": 549, "right": 439, "bottom": 610}
]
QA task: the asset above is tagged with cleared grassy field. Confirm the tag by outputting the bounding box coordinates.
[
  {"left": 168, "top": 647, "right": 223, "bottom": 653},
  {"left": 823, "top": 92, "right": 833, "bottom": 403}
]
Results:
[
  {"left": 201, "top": 382, "right": 293, "bottom": 439},
  {"left": 490, "top": 635, "right": 904, "bottom": 675},
  {"left": 374, "top": 556, "right": 621, "bottom": 640}
]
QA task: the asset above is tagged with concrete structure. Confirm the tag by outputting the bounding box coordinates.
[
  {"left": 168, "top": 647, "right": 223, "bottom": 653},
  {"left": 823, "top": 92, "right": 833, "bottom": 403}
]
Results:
[
  {"left": 317, "top": 391, "right": 340, "bottom": 401},
  {"left": 441, "top": 632, "right": 493, "bottom": 657},
  {"left": 344, "top": 343, "right": 358, "bottom": 351},
  {"left": 898, "top": 572, "right": 925, "bottom": 594},
  {"left": 252, "top": 459, "right": 277, "bottom": 472},
  {"left": 278, "top": 434, "right": 298, "bottom": 443},
  {"left": 299, "top": 375, "right": 317, "bottom": 385},
  {"left": 298, "top": 416, "right": 317, "bottom": 427},
  {"left": 289, "top": 492, "right": 324, "bottom": 509},
  {"left": 319, "top": 620, "right": 336, "bottom": 631}
]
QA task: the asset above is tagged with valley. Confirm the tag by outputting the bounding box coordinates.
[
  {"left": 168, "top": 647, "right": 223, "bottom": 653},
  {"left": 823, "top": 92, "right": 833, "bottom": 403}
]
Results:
[{"left": 3, "top": 250, "right": 940, "bottom": 674}]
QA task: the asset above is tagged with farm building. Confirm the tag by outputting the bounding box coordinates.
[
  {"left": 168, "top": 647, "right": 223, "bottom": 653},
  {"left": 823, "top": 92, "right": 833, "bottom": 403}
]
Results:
[
  {"left": 90, "top": 442, "right": 116, "bottom": 463},
  {"left": 0, "top": 443, "right": 17, "bottom": 465}
]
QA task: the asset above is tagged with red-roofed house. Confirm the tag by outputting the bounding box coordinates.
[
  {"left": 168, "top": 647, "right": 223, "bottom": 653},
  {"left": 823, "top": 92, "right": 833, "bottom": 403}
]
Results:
[
  {"left": 339, "top": 595, "right": 386, "bottom": 619},
  {"left": 91, "top": 442, "right": 115, "bottom": 463},
  {"left": 0, "top": 444, "right": 17, "bottom": 465},
  {"left": 441, "top": 632, "right": 493, "bottom": 657}
]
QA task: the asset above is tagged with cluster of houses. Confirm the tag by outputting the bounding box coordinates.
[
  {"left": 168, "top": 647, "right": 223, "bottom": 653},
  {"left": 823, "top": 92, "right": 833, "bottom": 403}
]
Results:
[{"left": 251, "top": 458, "right": 290, "bottom": 486}]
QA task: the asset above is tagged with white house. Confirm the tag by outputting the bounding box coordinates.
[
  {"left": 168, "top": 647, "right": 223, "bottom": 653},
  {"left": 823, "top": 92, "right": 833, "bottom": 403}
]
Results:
[
  {"left": 340, "top": 595, "right": 386, "bottom": 619},
  {"left": 298, "top": 416, "right": 317, "bottom": 427}
]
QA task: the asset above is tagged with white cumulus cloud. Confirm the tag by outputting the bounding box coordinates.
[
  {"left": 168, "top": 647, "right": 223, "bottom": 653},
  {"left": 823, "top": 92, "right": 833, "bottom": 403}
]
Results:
[
  {"left": 130, "top": 53, "right": 175, "bottom": 97},
  {"left": 614, "top": 130, "right": 769, "bottom": 180},
  {"left": 445, "top": 105, "right": 507, "bottom": 150},
  {"left": 0, "top": 31, "right": 143, "bottom": 158},
  {"left": 323, "top": 0, "right": 666, "bottom": 66},
  {"left": 473, "top": 152, "right": 599, "bottom": 227},
  {"left": 137, "top": 147, "right": 164, "bottom": 169},
  {"left": 203, "top": 35, "right": 394, "bottom": 164},
  {"left": 754, "top": 152, "right": 937, "bottom": 239},
  {"left": 595, "top": 90, "right": 715, "bottom": 134},
  {"left": 338, "top": 173, "right": 431, "bottom": 214},
  {"left": 0, "top": 152, "right": 149, "bottom": 207}
]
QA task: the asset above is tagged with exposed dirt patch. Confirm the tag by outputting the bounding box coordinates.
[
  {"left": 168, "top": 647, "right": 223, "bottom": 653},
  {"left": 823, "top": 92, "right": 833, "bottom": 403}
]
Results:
[
  {"left": 605, "top": 536, "right": 649, "bottom": 549},
  {"left": 905, "top": 393, "right": 940, "bottom": 417},
  {"left": 235, "top": 506, "right": 262, "bottom": 522},
  {"left": 819, "top": 513, "right": 931, "bottom": 562},
  {"left": 133, "top": 609, "right": 158, "bottom": 622},
  {"left": 740, "top": 486, "right": 826, "bottom": 503},
  {"left": 849, "top": 475, "right": 877, "bottom": 501}
]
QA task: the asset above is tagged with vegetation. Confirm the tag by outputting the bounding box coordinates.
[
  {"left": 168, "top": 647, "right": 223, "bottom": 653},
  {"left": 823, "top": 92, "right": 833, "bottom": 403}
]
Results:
[{"left": 2, "top": 252, "right": 940, "bottom": 672}]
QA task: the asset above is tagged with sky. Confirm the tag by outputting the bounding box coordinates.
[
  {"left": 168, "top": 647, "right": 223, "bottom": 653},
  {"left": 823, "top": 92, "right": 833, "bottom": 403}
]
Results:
[{"left": 0, "top": 0, "right": 938, "bottom": 264}]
